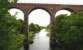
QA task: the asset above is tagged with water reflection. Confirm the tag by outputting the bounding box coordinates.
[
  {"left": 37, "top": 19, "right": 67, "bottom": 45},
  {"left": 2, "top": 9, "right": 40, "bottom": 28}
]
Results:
[{"left": 29, "top": 29, "right": 50, "bottom": 50}]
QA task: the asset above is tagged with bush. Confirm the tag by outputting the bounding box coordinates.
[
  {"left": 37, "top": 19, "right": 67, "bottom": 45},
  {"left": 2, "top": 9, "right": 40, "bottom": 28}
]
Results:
[
  {"left": 29, "top": 23, "right": 42, "bottom": 33},
  {"left": 16, "top": 34, "right": 24, "bottom": 48},
  {"left": 28, "top": 31, "right": 34, "bottom": 44}
]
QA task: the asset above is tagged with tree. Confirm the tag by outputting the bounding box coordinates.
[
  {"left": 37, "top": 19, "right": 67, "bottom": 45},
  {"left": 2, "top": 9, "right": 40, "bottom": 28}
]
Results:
[
  {"left": 28, "top": 23, "right": 44, "bottom": 44},
  {"left": 0, "top": 0, "right": 24, "bottom": 50},
  {"left": 29, "top": 23, "right": 43, "bottom": 33},
  {"left": 55, "top": 12, "right": 83, "bottom": 50}
]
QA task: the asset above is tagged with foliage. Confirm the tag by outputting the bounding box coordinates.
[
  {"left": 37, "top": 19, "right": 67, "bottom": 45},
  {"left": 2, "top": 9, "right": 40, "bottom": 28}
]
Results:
[
  {"left": 55, "top": 12, "right": 83, "bottom": 50},
  {"left": 29, "top": 23, "right": 43, "bottom": 33},
  {"left": 28, "top": 23, "right": 44, "bottom": 44},
  {"left": 16, "top": 33, "right": 24, "bottom": 48},
  {"left": 0, "top": 13, "right": 21, "bottom": 50},
  {"left": 28, "top": 31, "right": 34, "bottom": 44},
  {"left": 0, "top": 0, "right": 17, "bottom": 14},
  {"left": 0, "top": 0, "right": 24, "bottom": 50}
]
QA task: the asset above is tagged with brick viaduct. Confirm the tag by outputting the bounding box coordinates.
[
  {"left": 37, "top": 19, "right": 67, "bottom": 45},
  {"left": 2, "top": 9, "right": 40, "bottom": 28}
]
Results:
[{"left": 11, "top": 3, "right": 83, "bottom": 50}]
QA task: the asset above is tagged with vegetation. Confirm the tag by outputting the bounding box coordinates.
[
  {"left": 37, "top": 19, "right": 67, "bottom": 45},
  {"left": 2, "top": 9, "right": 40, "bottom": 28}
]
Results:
[
  {"left": 28, "top": 23, "right": 44, "bottom": 44},
  {"left": 0, "top": 0, "right": 25, "bottom": 50},
  {"left": 0, "top": 0, "right": 44, "bottom": 49},
  {"left": 53, "top": 12, "right": 83, "bottom": 50},
  {"left": 2, "top": 0, "right": 83, "bottom": 50}
]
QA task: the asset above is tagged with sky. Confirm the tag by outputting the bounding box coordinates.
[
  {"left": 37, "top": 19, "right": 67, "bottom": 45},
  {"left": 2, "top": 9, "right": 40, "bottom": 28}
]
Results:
[
  {"left": 28, "top": 9, "right": 50, "bottom": 27},
  {"left": 17, "top": 0, "right": 83, "bottom": 5},
  {"left": 9, "top": 9, "right": 24, "bottom": 20}
]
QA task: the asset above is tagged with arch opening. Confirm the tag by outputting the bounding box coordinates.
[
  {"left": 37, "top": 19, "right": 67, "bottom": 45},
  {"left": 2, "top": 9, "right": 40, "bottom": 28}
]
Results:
[
  {"left": 8, "top": 8, "right": 24, "bottom": 20},
  {"left": 28, "top": 9, "right": 51, "bottom": 27},
  {"left": 28, "top": 8, "right": 51, "bottom": 50},
  {"left": 55, "top": 9, "right": 72, "bottom": 17}
]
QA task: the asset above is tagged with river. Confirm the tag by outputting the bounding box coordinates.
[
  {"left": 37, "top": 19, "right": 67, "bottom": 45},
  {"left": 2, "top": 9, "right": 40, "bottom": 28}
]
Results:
[
  {"left": 29, "top": 29, "right": 50, "bottom": 50},
  {"left": 20, "top": 29, "right": 50, "bottom": 50}
]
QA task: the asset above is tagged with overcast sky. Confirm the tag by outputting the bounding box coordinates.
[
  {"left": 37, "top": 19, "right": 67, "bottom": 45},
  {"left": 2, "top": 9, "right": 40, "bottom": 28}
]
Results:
[{"left": 17, "top": 0, "right": 83, "bottom": 5}]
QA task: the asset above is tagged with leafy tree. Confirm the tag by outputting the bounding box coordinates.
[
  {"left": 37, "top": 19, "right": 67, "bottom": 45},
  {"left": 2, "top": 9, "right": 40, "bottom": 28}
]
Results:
[
  {"left": 55, "top": 12, "right": 83, "bottom": 50},
  {"left": 0, "top": 0, "right": 24, "bottom": 50},
  {"left": 29, "top": 23, "right": 43, "bottom": 33}
]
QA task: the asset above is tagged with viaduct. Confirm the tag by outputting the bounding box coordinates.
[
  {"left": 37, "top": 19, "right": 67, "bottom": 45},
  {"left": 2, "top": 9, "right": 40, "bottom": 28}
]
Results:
[{"left": 12, "top": 3, "right": 83, "bottom": 50}]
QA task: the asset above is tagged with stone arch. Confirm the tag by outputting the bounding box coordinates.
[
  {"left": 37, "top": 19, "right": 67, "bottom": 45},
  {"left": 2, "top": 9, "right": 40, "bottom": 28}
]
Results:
[
  {"left": 12, "top": 3, "right": 83, "bottom": 50},
  {"left": 60, "top": 8, "right": 74, "bottom": 12},
  {"left": 28, "top": 7, "right": 52, "bottom": 17}
]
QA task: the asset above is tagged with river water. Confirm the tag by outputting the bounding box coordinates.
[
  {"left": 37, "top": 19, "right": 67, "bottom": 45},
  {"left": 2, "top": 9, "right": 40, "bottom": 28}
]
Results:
[{"left": 29, "top": 29, "right": 50, "bottom": 50}]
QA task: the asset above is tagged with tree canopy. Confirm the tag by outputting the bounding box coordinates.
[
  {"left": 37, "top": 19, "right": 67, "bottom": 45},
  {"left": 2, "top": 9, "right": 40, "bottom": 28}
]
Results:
[{"left": 55, "top": 12, "right": 83, "bottom": 50}]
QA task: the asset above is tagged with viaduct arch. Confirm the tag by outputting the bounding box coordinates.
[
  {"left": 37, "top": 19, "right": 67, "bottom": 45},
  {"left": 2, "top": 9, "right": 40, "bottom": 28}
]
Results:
[
  {"left": 11, "top": 3, "right": 83, "bottom": 50},
  {"left": 12, "top": 3, "right": 83, "bottom": 29}
]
